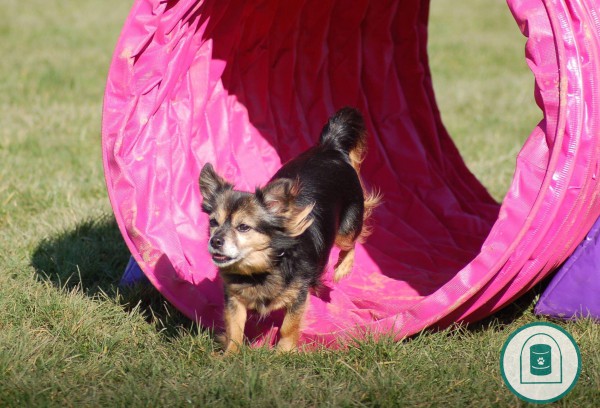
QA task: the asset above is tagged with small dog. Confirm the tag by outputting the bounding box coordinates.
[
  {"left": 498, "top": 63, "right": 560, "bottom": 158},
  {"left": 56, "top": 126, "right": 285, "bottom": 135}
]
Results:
[{"left": 199, "top": 107, "right": 379, "bottom": 353}]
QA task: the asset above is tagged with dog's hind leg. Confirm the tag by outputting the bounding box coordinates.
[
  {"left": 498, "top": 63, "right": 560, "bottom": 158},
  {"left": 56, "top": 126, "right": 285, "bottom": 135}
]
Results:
[
  {"left": 334, "top": 189, "right": 381, "bottom": 282},
  {"left": 333, "top": 202, "right": 363, "bottom": 282},
  {"left": 333, "top": 234, "right": 357, "bottom": 282}
]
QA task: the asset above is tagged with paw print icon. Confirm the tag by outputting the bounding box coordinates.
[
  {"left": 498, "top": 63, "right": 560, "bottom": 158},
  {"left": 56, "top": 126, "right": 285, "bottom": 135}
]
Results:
[
  {"left": 529, "top": 343, "right": 553, "bottom": 377},
  {"left": 524, "top": 340, "right": 557, "bottom": 381}
]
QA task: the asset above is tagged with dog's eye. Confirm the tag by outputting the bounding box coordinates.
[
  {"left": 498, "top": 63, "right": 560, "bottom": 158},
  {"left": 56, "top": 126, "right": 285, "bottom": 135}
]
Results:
[
  {"left": 209, "top": 219, "right": 219, "bottom": 228},
  {"left": 236, "top": 224, "right": 251, "bottom": 232}
]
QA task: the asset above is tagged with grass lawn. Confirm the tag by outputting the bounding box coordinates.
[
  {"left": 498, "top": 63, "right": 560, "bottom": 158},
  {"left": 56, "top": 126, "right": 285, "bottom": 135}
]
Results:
[{"left": 1, "top": 0, "right": 598, "bottom": 406}]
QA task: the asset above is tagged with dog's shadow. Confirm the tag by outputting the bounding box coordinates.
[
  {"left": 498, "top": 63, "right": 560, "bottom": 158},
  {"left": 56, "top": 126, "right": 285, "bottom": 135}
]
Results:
[{"left": 30, "top": 215, "right": 196, "bottom": 337}]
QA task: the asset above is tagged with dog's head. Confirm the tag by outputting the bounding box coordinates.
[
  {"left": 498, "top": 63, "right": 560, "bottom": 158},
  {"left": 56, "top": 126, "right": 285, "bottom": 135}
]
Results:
[{"left": 199, "top": 163, "right": 313, "bottom": 274}]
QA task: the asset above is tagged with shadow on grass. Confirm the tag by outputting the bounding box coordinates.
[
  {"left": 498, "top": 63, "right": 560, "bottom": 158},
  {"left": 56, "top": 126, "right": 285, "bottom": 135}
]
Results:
[
  {"left": 466, "top": 286, "right": 542, "bottom": 331},
  {"left": 30, "top": 215, "right": 197, "bottom": 338},
  {"left": 412, "top": 280, "right": 546, "bottom": 340}
]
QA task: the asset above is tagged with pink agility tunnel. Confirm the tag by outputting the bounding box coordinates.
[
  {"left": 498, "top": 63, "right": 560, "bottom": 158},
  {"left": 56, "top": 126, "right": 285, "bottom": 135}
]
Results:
[{"left": 102, "top": 0, "right": 600, "bottom": 347}]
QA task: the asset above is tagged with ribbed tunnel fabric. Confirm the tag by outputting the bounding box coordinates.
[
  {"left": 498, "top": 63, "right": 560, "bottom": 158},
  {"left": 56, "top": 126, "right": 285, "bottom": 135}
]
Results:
[{"left": 102, "top": 0, "right": 600, "bottom": 347}]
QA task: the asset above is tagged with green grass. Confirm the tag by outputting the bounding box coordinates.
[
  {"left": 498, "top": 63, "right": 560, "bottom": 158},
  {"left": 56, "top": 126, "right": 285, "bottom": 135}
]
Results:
[
  {"left": 1, "top": 0, "right": 598, "bottom": 406},
  {"left": 429, "top": 1, "right": 540, "bottom": 200}
]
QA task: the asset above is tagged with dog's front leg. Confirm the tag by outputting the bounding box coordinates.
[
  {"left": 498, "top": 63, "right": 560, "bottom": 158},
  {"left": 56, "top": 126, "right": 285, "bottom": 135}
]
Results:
[
  {"left": 223, "top": 296, "right": 247, "bottom": 354},
  {"left": 277, "top": 291, "right": 309, "bottom": 352}
]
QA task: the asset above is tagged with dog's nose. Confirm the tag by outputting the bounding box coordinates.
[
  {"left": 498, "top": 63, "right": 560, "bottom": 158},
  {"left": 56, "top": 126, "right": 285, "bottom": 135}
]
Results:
[{"left": 210, "top": 236, "right": 224, "bottom": 249}]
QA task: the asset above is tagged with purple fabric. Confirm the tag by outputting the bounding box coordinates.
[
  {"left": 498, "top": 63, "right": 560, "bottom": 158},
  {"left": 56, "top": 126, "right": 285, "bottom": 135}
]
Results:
[
  {"left": 536, "top": 217, "right": 600, "bottom": 320},
  {"left": 120, "top": 256, "right": 149, "bottom": 286}
]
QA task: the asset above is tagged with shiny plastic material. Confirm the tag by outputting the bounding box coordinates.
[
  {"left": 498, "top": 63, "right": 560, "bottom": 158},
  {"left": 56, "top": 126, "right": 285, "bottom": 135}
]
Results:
[{"left": 102, "top": 0, "right": 600, "bottom": 347}]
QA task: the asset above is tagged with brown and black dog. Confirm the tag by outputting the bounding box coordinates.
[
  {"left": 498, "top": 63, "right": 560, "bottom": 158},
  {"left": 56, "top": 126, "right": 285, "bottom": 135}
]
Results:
[{"left": 199, "top": 107, "right": 379, "bottom": 353}]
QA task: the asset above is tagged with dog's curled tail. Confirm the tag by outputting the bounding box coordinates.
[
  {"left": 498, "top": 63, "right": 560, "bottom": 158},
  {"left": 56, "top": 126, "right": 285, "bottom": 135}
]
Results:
[
  {"left": 319, "top": 107, "right": 368, "bottom": 173},
  {"left": 320, "top": 107, "right": 382, "bottom": 243}
]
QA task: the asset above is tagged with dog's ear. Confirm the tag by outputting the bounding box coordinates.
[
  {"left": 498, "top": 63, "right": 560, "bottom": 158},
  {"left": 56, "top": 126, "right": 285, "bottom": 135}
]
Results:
[
  {"left": 256, "top": 178, "right": 298, "bottom": 214},
  {"left": 199, "top": 163, "right": 232, "bottom": 212},
  {"left": 257, "top": 178, "right": 314, "bottom": 236}
]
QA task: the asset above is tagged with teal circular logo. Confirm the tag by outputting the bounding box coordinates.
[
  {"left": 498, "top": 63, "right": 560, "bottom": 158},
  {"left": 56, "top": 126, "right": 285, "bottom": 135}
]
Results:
[{"left": 500, "top": 322, "right": 581, "bottom": 404}]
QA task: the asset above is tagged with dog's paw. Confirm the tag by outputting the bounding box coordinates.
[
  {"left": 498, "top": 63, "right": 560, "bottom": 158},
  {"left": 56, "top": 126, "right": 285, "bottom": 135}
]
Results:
[
  {"left": 276, "top": 338, "right": 299, "bottom": 353},
  {"left": 215, "top": 332, "right": 228, "bottom": 347},
  {"left": 212, "top": 333, "right": 242, "bottom": 356}
]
